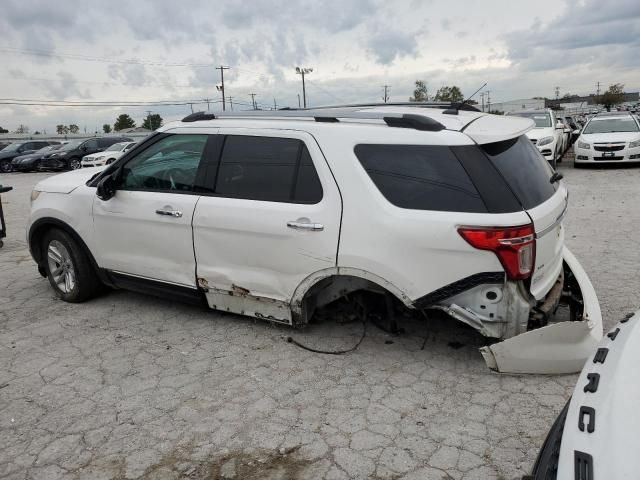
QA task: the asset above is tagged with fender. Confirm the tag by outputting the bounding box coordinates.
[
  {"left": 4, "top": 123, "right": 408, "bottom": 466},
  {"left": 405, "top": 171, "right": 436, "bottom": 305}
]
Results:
[{"left": 28, "top": 217, "right": 113, "bottom": 286}]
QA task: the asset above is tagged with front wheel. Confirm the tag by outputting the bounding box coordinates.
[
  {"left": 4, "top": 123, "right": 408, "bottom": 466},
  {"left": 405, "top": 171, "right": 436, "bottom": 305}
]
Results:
[
  {"left": 42, "top": 229, "right": 101, "bottom": 302},
  {"left": 0, "top": 159, "right": 12, "bottom": 173},
  {"left": 68, "top": 158, "right": 81, "bottom": 170}
]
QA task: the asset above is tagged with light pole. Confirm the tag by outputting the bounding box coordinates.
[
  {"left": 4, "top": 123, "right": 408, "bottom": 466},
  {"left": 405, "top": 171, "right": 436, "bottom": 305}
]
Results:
[
  {"left": 295, "top": 66, "right": 312, "bottom": 108},
  {"left": 216, "top": 66, "right": 230, "bottom": 111}
]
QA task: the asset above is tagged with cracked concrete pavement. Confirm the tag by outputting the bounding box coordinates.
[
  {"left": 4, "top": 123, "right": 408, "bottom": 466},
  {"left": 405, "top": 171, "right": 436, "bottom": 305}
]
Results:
[{"left": 1, "top": 160, "right": 639, "bottom": 479}]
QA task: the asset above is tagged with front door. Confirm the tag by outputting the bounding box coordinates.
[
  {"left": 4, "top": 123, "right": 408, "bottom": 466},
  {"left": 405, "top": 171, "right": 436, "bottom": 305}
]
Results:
[
  {"left": 192, "top": 130, "right": 342, "bottom": 322},
  {"left": 93, "top": 133, "right": 209, "bottom": 288}
]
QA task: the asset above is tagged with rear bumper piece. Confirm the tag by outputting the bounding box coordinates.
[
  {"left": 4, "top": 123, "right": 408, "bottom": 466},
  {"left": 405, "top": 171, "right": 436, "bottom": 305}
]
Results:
[{"left": 480, "top": 247, "right": 603, "bottom": 374}]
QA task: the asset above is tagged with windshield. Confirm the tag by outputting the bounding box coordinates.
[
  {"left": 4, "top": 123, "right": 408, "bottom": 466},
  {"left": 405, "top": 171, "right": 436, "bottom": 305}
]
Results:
[
  {"left": 59, "top": 140, "right": 84, "bottom": 151},
  {"left": 2, "top": 142, "right": 25, "bottom": 152},
  {"left": 584, "top": 118, "right": 639, "bottom": 134},
  {"left": 105, "top": 142, "right": 126, "bottom": 152},
  {"left": 511, "top": 112, "right": 552, "bottom": 128}
]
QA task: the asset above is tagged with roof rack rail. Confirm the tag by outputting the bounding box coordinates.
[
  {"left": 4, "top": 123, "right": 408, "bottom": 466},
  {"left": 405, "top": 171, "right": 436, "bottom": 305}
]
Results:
[
  {"left": 305, "top": 102, "right": 480, "bottom": 112},
  {"left": 178, "top": 109, "right": 446, "bottom": 132},
  {"left": 182, "top": 111, "right": 216, "bottom": 122}
]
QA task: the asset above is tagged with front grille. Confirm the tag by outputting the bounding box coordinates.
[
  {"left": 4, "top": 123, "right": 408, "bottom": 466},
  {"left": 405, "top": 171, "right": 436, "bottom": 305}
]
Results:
[
  {"left": 594, "top": 143, "right": 625, "bottom": 152},
  {"left": 594, "top": 156, "right": 624, "bottom": 161}
]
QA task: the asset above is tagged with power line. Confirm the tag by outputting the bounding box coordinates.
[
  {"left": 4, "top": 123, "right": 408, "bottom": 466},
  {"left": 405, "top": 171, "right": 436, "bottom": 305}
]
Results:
[{"left": 0, "top": 97, "right": 216, "bottom": 105}]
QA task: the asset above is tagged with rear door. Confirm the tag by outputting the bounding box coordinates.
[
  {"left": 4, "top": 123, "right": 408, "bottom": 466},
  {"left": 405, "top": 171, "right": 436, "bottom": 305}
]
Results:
[
  {"left": 192, "top": 129, "right": 342, "bottom": 321},
  {"left": 482, "top": 136, "right": 567, "bottom": 300}
]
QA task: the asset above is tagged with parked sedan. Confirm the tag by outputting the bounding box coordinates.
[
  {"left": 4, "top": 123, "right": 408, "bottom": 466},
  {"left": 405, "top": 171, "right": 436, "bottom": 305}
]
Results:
[
  {"left": 574, "top": 112, "right": 640, "bottom": 165},
  {"left": 81, "top": 141, "right": 137, "bottom": 168},
  {"left": 0, "top": 140, "right": 60, "bottom": 173},
  {"left": 11, "top": 144, "right": 64, "bottom": 172},
  {"left": 40, "top": 136, "right": 133, "bottom": 171},
  {"left": 509, "top": 109, "right": 564, "bottom": 168}
]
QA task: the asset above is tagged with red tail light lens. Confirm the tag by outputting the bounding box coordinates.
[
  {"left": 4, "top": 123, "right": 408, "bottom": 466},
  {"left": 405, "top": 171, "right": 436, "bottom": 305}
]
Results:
[{"left": 458, "top": 224, "right": 535, "bottom": 280}]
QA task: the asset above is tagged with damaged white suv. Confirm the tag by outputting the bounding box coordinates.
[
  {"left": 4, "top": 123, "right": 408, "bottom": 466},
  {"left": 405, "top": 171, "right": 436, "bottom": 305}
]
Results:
[{"left": 27, "top": 105, "right": 603, "bottom": 373}]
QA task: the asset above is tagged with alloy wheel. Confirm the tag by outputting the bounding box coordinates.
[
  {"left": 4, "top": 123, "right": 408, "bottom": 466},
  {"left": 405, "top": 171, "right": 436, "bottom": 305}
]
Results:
[
  {"left": 47, "top": 240, "right": 76, "bottom": 293},
  {"left": 69, "top": 159, "right": 81, "bottom": 170}
]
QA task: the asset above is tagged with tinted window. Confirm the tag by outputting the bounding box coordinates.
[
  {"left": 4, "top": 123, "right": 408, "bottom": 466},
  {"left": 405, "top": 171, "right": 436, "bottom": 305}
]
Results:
[
  {"left": 84, "top": 139, "right": 99, "bottom": 149},
  {"left": 354, "top": 144, "right": 486, "bottom": 212},
  {"left": 121, "top": 134, "right": 207, "bottom": 192},
  {"left": 214, "top": 136, "right": 322, "bottom": 203},
  {"left": 482, "top": 136, "right": 556, "bottom": 209}
]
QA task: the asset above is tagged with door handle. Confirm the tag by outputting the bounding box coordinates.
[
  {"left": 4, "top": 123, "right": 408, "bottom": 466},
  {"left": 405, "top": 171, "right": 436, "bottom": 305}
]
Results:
[
  {"left": 287, "top": 220, "right": 324, "bottom": 231},
  {"left": 155, "top": 208, "right": 183, "bottom": 218}
]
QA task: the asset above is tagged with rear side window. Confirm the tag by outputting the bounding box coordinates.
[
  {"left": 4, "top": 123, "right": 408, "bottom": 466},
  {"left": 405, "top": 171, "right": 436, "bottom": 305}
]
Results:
[
  {"left": 482, "top": 136, "right": 556, "bottom": 209},
  {"left": 354, "top": 144, "right": 487, "bottom": 212},
  {"left": 214, "top": 135, "right": 322, "bottom": 203}
]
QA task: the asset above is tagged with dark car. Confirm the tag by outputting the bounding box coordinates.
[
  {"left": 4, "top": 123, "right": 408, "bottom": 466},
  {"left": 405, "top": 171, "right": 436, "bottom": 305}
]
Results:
[
  {"left": 0, "top": 142, "right": 11, "bottom": 151},
  {"left": 0, "top": 140, "right": 60, "bottom": 173},
  {"left": 40, "top": 137, "right": 133, "bottom": 171},
  {"left": 11, "top": 144, "right": 64, "bottom": 172}
]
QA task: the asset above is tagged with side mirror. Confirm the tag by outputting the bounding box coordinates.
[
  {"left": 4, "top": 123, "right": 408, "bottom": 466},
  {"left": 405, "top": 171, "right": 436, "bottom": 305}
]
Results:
[{"left": 96, "top": 173, "right": 117, "bottom": 201}]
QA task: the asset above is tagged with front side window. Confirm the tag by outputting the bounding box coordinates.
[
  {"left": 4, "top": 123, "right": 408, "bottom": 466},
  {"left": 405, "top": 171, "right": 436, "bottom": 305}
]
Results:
[
  {"left": 354, "top": 144, "right": 487, "bottom": 212},
  {"left": 213, "top": 135, "right": 323, "bottom": 203},
  {"left": 84, "top": 139, "right": 99, "bottom": 150},
  {"left": 120, "top": 134, "right": 208, "bottom": 192}
]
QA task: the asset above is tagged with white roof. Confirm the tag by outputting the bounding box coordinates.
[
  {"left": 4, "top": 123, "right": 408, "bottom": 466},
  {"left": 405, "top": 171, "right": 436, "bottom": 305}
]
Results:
[{"left": 159, "top": 106, "right": 535, "bottom": 145}]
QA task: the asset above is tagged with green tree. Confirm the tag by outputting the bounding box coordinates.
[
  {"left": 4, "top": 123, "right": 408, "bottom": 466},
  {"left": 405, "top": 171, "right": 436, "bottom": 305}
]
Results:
[
  {"left": 68, "top": 124, "right": 80, "bottom": 134},
  {"left": 600, "top": 83, "right": 625, "bottom": 108},
  {"left": 142, "top": 113, "right": 163, "bottom": 130},
  {"left": 409, "top": 80, "right": 428, "bottom": 102},
  {"left": 0, "top": 126, "right": 8, "bottom": 133},
  {"left": 103, "top": 124, "right": 112, "bottom": 133},
  {"left": 114, "top": 114, "right": 136, "bottom": 131},
  {"left": 56, "top": 124, "right": 69, "bottom": 135},
  {"left": 433, "top": 85, "right": 464, "bottom": 103}
]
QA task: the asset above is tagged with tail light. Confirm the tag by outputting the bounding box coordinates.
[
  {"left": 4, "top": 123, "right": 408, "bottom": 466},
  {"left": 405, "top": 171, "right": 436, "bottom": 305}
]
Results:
[{"left": 458, "top": 224, "right": 535, "bottom": 280}]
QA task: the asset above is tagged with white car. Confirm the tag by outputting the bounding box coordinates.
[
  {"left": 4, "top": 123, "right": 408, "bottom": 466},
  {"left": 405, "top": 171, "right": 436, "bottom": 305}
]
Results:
[
  {"left": 529, "top": 310, "right": 640, "bottom": 479},
  {"left": 509, "top": 109, "right": 565, "bottom": 168},
  {"left": 574, "top": 112, "right": 640, "bottom": 165},
  {"left": 81, "top": 141, "right": 137, "bottom": 167},
  {"left": 26, "top": 106, "right": 603, "bottom": 374}
]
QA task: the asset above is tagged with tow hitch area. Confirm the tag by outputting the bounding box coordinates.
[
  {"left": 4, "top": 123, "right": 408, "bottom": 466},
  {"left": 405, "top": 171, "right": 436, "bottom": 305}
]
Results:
[{"left": 480, "top": 247, "right": 603, "bottom": 374}]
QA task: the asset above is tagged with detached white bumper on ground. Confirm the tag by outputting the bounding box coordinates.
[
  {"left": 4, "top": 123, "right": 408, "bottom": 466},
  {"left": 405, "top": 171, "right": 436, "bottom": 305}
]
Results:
[{"left": 480, "top": 247, "right": 603, "bottom": 374}]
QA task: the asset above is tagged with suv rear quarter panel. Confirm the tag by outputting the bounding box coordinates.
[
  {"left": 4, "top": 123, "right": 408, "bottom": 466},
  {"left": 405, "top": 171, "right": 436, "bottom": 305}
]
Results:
[{"left": 313, "top": 125, "right": 532, "bottom": 302}]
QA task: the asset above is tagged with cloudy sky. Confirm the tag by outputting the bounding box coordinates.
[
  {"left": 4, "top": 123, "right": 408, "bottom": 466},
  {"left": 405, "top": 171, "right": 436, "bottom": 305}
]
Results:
[{"left": 1, "top": 0, "right": 639, "bottom": 133}]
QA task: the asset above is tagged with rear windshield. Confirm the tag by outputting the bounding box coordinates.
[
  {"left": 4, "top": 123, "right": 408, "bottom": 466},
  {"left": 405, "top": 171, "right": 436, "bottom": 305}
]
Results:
[
  {"left": 354, "top": 144, "right": 487, "bottom": 212},
  {"left": 481, "top": 136, "right": 556, "bottom": 209}
]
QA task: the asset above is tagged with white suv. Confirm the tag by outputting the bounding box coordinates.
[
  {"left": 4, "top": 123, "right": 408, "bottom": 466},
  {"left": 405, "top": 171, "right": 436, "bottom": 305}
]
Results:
[
  {"left": 574, "top": 112, "right": 640, "bottom": 164},
  {"left": 26, "top": 106, "right": 603, "bottom": 373}
]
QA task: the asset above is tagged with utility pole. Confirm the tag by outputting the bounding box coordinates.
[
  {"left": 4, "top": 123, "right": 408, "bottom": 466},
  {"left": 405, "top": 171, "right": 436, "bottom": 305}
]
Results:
[
  {"left": 295, "top": 66, "right": 313, "bottom": 108},
  {"left": 188, "top": 103, "right": 194, "bottom": 113},
  {"left": 480, "top": 92, "right": 486, "bottom": 112},
  {"left": 596, "top": 81, "right": 601, "bottom": 97},
  {"left": 202, "top": 99, "right": 211, "bottom": 111},
  {"left": 486, "top": 90, "right": 491, "bottom": 112},
  {"left": 216, "top": 66, "right": 230, "bottom": 111},
  {"left": 297, "top": 94, "right": 301, "bottom": 108},
  {"left": 249, "top": 93, "right": 257, "bottom": 110},
  {"left": 227, "top": 96, "right": 233, "bottom": 111},
  {"left": 273, "top": 98, "right": 277, "bottom": 110},
  {"left": 382, "top": 85, "right": 390, "bottom": 103},
  {"left": 554, "top": 86, "right": 560, "bottom": 101}
]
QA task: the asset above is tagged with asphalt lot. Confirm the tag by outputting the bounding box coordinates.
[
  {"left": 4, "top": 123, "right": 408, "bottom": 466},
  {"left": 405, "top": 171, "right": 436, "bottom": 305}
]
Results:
[{"left": 1, "top": 158, "right": 639, "bottom": 480}]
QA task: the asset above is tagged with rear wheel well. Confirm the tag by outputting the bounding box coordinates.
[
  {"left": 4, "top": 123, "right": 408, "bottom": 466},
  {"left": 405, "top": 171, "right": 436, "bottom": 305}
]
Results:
[{"left": 297, "top": 274, "right": 410, "bottom": 325}]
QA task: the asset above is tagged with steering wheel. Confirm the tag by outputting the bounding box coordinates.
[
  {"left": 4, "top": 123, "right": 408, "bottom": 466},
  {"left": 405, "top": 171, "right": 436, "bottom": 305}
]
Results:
[{"left": 162, "top": 168, "right": 192, "bottom": 190}]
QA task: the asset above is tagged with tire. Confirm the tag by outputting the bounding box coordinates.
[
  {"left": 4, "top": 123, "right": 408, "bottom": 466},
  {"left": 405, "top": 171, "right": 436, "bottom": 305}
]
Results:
[
  {"left": 42, "top": 228, "right": 101, "bottom": 302},
  {"left": 0, "top": 159, "right": 12, "bottom": 173},
  {"left": 68, "top": 158, "right": 81, "bottom": 170}
]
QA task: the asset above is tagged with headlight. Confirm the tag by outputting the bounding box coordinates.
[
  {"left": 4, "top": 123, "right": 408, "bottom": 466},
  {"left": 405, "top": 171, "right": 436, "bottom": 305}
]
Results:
[
  {"left": 537, "top": 136, "right": 554, "bottom": 147},
  {"left": 30, "top": 190, "right": 41, "bottom": 204},
  {"left": 629, "top": 139, "right": 640, "bottom": 148},
  {"left": 577, "top": 141, "right": 590, "bottom": 149}
]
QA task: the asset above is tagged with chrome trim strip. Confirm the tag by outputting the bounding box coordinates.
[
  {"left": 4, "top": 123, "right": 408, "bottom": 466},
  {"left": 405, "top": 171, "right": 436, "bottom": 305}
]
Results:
[
  {"left": 536, "top": 204, "right": 568, "bottom": 238},
  {"left": 109, "top": 270, "right": 197, "bottom": 289}
]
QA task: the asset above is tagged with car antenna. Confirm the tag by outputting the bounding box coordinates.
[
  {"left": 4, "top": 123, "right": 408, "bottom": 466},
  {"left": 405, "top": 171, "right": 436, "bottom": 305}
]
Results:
[{"left": 443, "top": 82, "right": 487, "bottom": 115}]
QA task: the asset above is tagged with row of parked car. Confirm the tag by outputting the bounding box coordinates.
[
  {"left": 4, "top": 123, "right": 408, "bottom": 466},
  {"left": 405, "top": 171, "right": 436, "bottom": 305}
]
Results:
[
  {"left": 0, "top": 136, "right": 136, "bottom": 173},
  {"left": 508, "top": 108, "right": 640, "bottom": 168}
]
